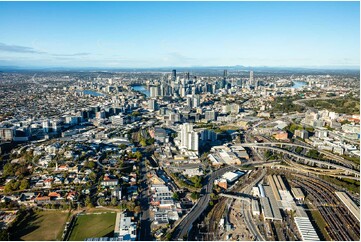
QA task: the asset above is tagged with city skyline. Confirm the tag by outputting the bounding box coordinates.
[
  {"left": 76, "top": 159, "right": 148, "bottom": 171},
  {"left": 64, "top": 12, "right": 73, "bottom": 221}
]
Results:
[{"left": 0, "top": 1, "right": 360, "bottom": 68}]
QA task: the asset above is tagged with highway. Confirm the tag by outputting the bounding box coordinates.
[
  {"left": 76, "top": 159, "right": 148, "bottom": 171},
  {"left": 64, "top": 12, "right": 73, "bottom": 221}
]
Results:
[
  {"left": 171, "top": 166, "right": 236, "bottom": 240},
  {"left": 235, "top": 143, "right": 360, "bottom": 177},
  {"left": 238, "top": 141, "right": 356, "bottom": 168}
]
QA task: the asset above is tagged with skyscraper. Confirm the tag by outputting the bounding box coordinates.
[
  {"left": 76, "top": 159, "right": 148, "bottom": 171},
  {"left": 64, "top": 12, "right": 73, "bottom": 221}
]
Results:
[
  {"left": 180, "top": 123, "right": 193, "bottom": 147},
  {"left": 179, "top": 123, "right": 199, "bottom": 151},
  {"left": 188, "top": 131, "right": 199, "bottom": 151},
  {"left": 224, "top": 69, "right": 228, "bottom": 78},
  {"left": 148, "top": 99, "right": 157, "bottom": 111},
  {"left": 205, "top": 110, "right": 217, "bottom": 121},
  {"left": 150, "top": 86, "right": 159, "bottom": 98},
  {"left": 250, "top": 71, "right": 254, "bottom": 85},
  {"left": 172, "top": 69, "right": 177, "bottom": 81}
]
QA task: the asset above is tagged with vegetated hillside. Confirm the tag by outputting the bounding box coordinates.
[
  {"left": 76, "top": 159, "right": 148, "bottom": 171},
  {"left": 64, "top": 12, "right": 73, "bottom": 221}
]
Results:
[{"left": 303, "top": 96, "right": 360, "bottom": 115}]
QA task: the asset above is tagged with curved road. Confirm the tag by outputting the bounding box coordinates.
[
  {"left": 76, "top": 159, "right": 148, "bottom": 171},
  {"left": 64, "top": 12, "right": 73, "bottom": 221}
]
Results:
[
  {"left": 172, "top": 166, "right": 235, "bottom": 240},
  {"left": 237, "top": 144, "right": 359, "bottom": 177}
]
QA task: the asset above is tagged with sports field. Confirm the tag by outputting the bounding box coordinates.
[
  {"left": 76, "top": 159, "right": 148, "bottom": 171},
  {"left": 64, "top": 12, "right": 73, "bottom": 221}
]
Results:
[
  {"left": 69, "top": 212, "right": 116, "bottom": 241},
  {"left": 12, "top": 210, "right": 69, "bottom": 241}
]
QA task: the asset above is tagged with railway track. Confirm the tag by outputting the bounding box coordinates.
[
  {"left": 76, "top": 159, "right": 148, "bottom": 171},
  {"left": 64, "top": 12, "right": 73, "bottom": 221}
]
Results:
[{"left": 291, "top": 175, "right": 360, "bottom": 241}]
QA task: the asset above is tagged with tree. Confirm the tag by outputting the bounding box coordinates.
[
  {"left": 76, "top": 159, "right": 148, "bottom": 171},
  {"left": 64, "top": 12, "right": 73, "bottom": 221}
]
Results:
[
  {"left": 126, "top": 201, "right": 135, "bottom": 211},
  {"left": 0, "top": 229, "right": 9, "bottom": 240},
  {"left": 111, "top": 197, "right": 118, "bottom": 206},
  {"left": 89, "top": 172, "right": 97, "bottom": 182},
  {"left": 134, "top": 206, "right": 141, "bottom": 214},
  {"left": 2, "top": 163, "right": 16, "bottom": 177},
  {"left": 134, "top": 151, "right": 142, "bottom": 161},
  {"left": 85, "top": 196, "right": 93, "bottom": 208},
  {"left": 140, "top": 139, "right": 147, "bottom": 147},
  {"left": 295, "top": 147, "right": 303, "bottom": 154},
  {"left": 20, "top": 179, "right": 29, "bottom": 190},
  {"left": 87, "top": 161, "right": 95, "bottom": 169},
  {"left": 190, "top": 192, "right": 200, "bottom": 200},
  {"left": 172, "top": 192, "right": 179, "bottom": 200},
  {"left": 98, "top": 197, "right": 106, "bottom": 206}
]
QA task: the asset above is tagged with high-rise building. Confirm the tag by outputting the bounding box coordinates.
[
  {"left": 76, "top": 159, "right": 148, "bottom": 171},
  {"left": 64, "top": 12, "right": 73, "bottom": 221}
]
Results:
[
  {"left": 172, "top": 69, "right": 177, "bottom": 81},
  {"left": 111, "top": 115, "right": 126, "bottom": 126},
  {"left": 0, "top": 128, "right": 15, "bottom": 141},
  {"left": 193, "top": 95, "right": 200, "bottom": 108},
  {"left": 200, "top": 129, "right": 217, "bottom": 142},
  {"left": 186, "top": 72, "right": 190, "bottom": 80},
  {"left": 205, "top": 110, "right": 217, "bottom": 121},
  {"left": 179, "top": 123, "right": 199, "bottom": 151},
  {"left": 148, "top": 99, "right": 158, "bottom": 111},
  {"left": 250, "top": 71, "right": 254, "bottom": 85},
  {"left": 224, "top": 70, "right": 228, "bottom": 78},
  {"left": 188, "top": 131, "right": 199, "bottom": 151},
  {"left": 43, "top": 120, "right": 50, "bottom": 133},
  {"left": 180, "top": 123, "right": 193, "bottom": 147},
  {"left": 150, "top": 86, "right": 159, "bottom": 98}
]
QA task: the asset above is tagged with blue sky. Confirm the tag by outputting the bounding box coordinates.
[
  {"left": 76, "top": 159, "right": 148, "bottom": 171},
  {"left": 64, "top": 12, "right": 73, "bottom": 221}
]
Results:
[{"left": 0, "top": 1, "right": 359, "bottom": 68}]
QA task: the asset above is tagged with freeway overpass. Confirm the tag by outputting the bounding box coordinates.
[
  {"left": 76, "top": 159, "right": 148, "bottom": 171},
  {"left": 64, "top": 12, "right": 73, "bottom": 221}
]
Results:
[
  {"left": 235, "top": 143, "right": 360, "bottom": 177},
  {"left": 219, "top": 193, "right": 252, "bottom": 203},
  {"left": 238, "top": 141, "right": 356, "bottom": 167}
]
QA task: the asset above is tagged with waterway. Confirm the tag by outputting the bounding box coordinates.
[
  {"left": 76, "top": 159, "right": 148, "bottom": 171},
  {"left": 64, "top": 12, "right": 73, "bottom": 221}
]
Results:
[
  {"left": 291, "top": 81, "right": 307, "bottom": 89},
  {"left": 82, "top": 90, "right": 105, "bottom": 97},
  {"left": 132, "top": 85, "right": 150, "bottom": 97}
]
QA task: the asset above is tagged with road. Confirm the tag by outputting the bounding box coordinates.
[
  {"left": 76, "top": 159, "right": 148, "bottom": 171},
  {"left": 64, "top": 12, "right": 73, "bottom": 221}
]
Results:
[
  {"left": 139, "top": 157, "right": 152, "bottom": 241},
  {"left": 236, "top": 143, "right": 359, "bottom": 177},
  {"left": 171, "top": 166, "right": 236, "bottom": 240},
  {"left": 239, "top": 169, "right": 266, "bottom": 241}
]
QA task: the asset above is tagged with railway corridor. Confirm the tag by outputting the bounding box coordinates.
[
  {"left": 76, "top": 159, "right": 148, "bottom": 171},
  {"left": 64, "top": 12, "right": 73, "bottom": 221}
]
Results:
[{"left": 291, "top": 175, "right": 360, "bottom": 241}]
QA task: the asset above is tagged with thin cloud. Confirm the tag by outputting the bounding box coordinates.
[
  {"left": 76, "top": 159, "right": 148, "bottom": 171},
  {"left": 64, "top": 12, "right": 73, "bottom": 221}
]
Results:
[
  {"left": 0, "top": 42, "right": 46, "bottom": 54},
  {"left": 0, "top": 42, "right": 92, "bottom": 58},
  {"left": 51, "top": 52, "right": 91, "bottom": 57}
]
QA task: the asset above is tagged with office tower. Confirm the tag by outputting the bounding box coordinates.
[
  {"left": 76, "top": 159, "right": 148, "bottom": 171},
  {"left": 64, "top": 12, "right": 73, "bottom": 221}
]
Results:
[
  {"left": 180, "top": 123, "right": 193, "bottom": 147},
  {"left": 186, "top": 96, "right": 192, "bottom": 108},
  {"left": 172, "top": 69, "right": 177, "bottom": 81},
  {"left": 186, "top": 72, "right": 190, "bottom": 80},
  {"left": 43, "top": 120, "right": 50, "bottom": 133},
  {"left": 150, "top": 86, "right": 159, "bottom": 98},
  {"left": 205, "top": 110, "right": 217, "bottom": 121},
  {"left": 188, "top": 131, "right": 199, "bottom": 151},
  {"left": 111, "top": 115, "right": 125, "bottom": 126},
  {"left": 0, "top": 128, "right": 15, "bottom": 141},
  {"left": 193, "top": 95, "right": 200, "bottom": 108},
  {"left": 250, "top": 71, "right": 254, "bottom": 85},
  {"left": 224, "top": 69, "right": 228, "bottom": 78},
  {"left": 180, "top": 85, "right": 186, "bottom": 97},
  {"left": 51, "top": 120, "right": 61, "bottom": 132},
  {"left": 200, "top": 129, "right": 217, "bottom": 142},
  {"left": 254, "top": 79, "right": 259, "bottom": 89},
  {"left": 148, "top": 99, "right": 157, "bottom": 111}
]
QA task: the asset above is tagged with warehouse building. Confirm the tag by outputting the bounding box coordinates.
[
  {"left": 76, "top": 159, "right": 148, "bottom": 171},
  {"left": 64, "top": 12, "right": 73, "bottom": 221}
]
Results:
[
  {"left": 335, "top": 191, "right": 360, "bottom": 222},
  {"left": 252, "top": 199, "right": 260, "bottom": 216},
  {"left": 294, "top": 217, "right": 320, "bottom": 241},
  {"left": 262, "top": 185, "right": 282, "bottom": 221}
]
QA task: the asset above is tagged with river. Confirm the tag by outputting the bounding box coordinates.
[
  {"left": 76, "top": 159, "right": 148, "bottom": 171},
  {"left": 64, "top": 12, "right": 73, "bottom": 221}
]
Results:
[
  {"left": 132, "top": 85, "right": 150, "bottom": 97},
  {"left": 291, "top": 81, "right": 307, "bottom": 89}
]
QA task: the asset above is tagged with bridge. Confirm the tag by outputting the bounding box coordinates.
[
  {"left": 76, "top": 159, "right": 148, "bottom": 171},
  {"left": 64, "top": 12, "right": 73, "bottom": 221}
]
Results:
[
  {"left": 238, "top": 142, "right": 355, "bottom": 167},
  {"left": 219, "top": 193, "right": 252, "bottom": 203},
  {"left": 234, "top": 143, "right": 360, "bottom": 177}
]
